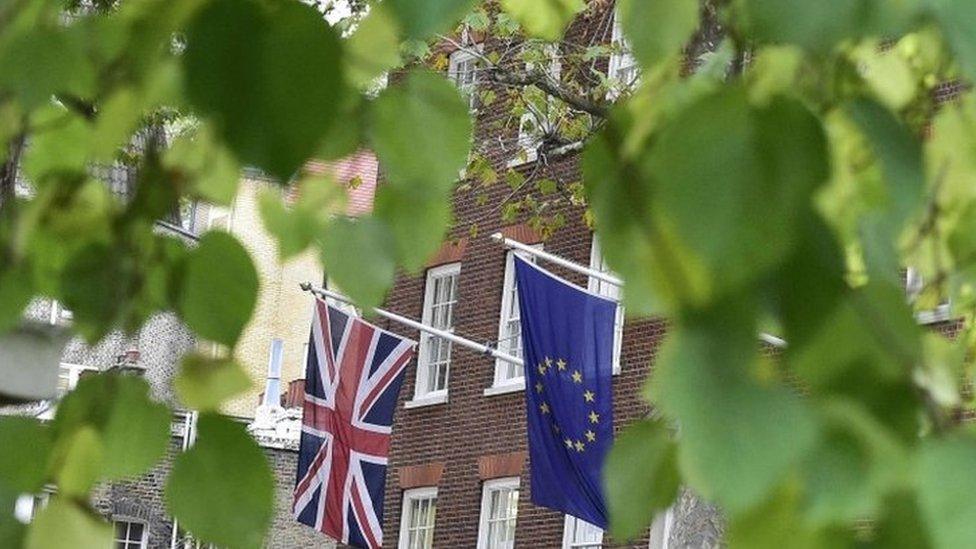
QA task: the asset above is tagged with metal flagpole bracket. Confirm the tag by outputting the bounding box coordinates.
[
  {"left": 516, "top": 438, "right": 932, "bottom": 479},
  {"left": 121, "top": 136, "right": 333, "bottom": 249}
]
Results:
[
  {"left": 299, "top": 283, "right": 525, "bottom": 367},
  {"left": 487, "top": 234, "right": 788, "bottom": 349}
]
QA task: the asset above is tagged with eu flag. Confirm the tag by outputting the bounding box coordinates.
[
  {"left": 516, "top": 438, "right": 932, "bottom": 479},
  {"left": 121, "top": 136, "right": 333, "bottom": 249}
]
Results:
[{"left": 514, "top": 256, "right": 617, "bottom": 529}]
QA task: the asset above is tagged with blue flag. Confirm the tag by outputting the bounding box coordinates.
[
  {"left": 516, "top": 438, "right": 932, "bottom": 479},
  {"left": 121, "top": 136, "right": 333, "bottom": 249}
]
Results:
[{"left": 514, "top": 256, "right": 617, "bottom": 529}]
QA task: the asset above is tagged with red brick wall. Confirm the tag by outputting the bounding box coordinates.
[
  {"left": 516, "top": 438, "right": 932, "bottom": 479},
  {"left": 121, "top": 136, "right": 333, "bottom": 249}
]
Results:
[{"left": 374, "top": 4, "right": 668, "bottom": 546}]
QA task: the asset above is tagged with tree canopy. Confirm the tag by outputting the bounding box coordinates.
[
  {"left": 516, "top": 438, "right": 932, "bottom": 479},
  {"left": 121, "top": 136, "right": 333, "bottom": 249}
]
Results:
[{"left": 3, "top": 0, "right": 976, "bottom": 547}]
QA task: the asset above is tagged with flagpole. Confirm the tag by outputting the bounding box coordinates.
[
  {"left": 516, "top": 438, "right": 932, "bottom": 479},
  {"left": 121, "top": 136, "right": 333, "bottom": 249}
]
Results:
[
  {"left": 300, "top": 283, "right": 525, "bottom": 367},
  {"left": 490, "top": 233, "right": 623, "bottom": 287},
  {"left": 489, "top": 233, "right": 789, "bottom": 349}
]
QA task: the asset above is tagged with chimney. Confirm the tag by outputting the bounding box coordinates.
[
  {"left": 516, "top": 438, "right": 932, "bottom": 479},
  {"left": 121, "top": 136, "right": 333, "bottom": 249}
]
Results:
[{"left": 262, "top": 338, "right": 284, "bottom": 409}]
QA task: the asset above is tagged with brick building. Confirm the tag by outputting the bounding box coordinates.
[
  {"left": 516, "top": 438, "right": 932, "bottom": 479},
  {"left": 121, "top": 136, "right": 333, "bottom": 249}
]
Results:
[{"left": 353, "top": 2, "right": 723, "bottom": 548}]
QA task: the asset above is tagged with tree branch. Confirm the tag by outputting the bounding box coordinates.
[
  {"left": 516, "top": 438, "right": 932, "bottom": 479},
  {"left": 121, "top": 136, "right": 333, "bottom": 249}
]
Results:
[{"left": 487, "top": 67, "right": 609, "bottom": 118}]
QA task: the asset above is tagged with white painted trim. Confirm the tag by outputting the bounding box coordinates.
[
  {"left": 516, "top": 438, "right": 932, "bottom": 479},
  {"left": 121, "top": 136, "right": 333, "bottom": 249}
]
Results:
[
  {"left": 477, "top": 477, "right": 520, "bottom": 549},
  {"left": 589, "top": 236, "right": 624, "bottom": 375},
  {"left": 483, "top": 378, "right": 525, "bottom": 397},
  {"left": 398, "top": 486, "right": 438, "bottom": 549},
  {"left": 648, "top": 506, "right": 675, "bottom": 549},
  {"left": 113, "top": 517, "right": 149, "bottom": 549},
  {"left": 414, "top": 263, "right": 461, "bottom": 400},
  {"left": 562, "top": 515, "right": 604, "bottom": 549},
  {"left": 404, "top": 391, "right": 449, "bottom": 409},
  {"left": 492, "top": 246, "right": 541, "bottom": 388}
]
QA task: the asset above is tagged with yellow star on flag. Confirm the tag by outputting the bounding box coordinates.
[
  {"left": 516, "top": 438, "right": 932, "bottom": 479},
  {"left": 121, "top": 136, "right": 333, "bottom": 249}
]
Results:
[
  {"left": 538, "top": 362, "right": 547, "bottom": 375},
  {"left": 564, "top": 438, "right": 573, "bottom": 449},
  {"left": 583, "top": 390, "right": 595, "bottom": 402},
  {"left": 588, "top": 411, "right": 600, "bottom": 424},
  {"left": 574, "top": 440, "right": 585, "bottom": 452},
  {"left": 571, "top": 370, "right": 582, "bottom": 383},
  {"left": 545, "top": 356, "right": 553, "bottom": 368},
  {"left": 540, "top": 402, "right": 550, "bottom": 414},
  {"left": 556, "top": 358, "right": 567, "bottom": 370},
  {"left": 585, "top": 430, "right": 596, "bottom": 442},
  {"left": 535, "top": 381, "right": 544, "bottom": 393}
]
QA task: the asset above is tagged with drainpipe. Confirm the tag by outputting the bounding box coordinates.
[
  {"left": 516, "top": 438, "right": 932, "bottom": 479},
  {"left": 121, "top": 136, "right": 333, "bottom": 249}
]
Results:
[{"left": 170, "top": 410, "right": 197, "bottom": 549}]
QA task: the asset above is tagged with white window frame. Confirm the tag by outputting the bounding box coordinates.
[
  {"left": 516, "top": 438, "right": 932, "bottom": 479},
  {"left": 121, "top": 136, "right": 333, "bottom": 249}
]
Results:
[
  {"left": 449, "top": 46, "right": 481, "bottom": 111},
  {"left": 113, "top": 517, "right": 149, "bottom": 549},
  {"left": 588, "top": 237, "right": 624, "bottom": 375},
  {"left": 409, "top": 263, "right": 461, "bottom": 407},
  {"left": 607, "top": 11, "right": 639, "bottom": 99},
  {"left": 562, "top": 515, "right": 604, "bottom": 549},
  {"left": 477, "top": 477, "right": 520, "bottom": 549},
  {"left": 906, "top": 267, "right": 952, "bottom": 324},
  {"left": 648, "top": 506, "right": 675, "bottom": 549},
  {"left": 487, "top": 246, "right": 542, "bottom": 395},
  {"left": 13, "top": 491, "right": 50, "bottom": 524},
  {"left": 38, "top": 363, "right": 99, "bottom": 420},
  {"left": 398, "top": 486, "right": 438, "bottom": 549}
]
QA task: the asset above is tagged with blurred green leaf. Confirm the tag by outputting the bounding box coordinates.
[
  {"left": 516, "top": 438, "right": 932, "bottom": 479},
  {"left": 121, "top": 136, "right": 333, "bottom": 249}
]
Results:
[
  {"left": 175, "top": 354, "right": 253, "bottom": 412},
  {"left": 369, "top": 70, "right": 471, "bottom": 270},
  {"left": 0, "top": 27, "right": 94, "bottom": 109},
  {"left": 605, "top": 419, "right": 680, "bottom": 541},
  {"left": 54, "top": 426, "right": 103, "bottom": 497},
  {"left": 25, "top": 497, "right": 112, "bottom": 549},
  {"left": 345, "top": 5, "right": 402, "bottom": 88},
  {"left": 645, "top": 89, "right": 829, "bottom": 305},
  {"left": 931, "top": 0, "right": 976, "bottom": 83},
  {"left": 0, "top": 263, "right": 34, "bottom": 334},
  {"left": 386, "top": 0, "right": 478, "bottom": 39},
  {"left": 166, "top": 413, "right": 273, "bottom": 549},
  {"left": 617, "top": 0, "right": 698, "bottom": 69},
  {"left": 320, "top": 217, "right": 397, "bottom": 309},
  {"left": 500, "top": 0, "right": 585, "bottom": 41},
  {"left": 51, "top": 375, "right": 171, "bottom": 482},
  {"left": 179, "top": 231, "right": 258, "bottom": 347},
  {"left": 918, "top": 435, "right": 976, "bottom": 549},
  {"left": 0, "top": 417, "right": 52, "bottom": 493},
  {"left": 59, "top": 243, "right": 125, "bottom": 342},
  {"left": 650, "top": 298, "right": 820, "bottom": 513},
  {"left": 163, "top": 124, "right": 241, "bottom": 206},
  {"left": 184, "top": 0, "right": 345, "bottom": 179}
]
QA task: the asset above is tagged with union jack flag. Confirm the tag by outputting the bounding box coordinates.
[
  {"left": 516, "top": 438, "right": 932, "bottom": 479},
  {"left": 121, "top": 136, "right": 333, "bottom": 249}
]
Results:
[{"left": 294, "top": 298, "right": 415, "bottom": 548}]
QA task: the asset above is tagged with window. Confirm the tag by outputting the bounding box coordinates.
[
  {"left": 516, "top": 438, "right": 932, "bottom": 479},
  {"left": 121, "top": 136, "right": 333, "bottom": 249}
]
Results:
[
  {"left": 477, "top": 478, "right": 520, "bottom": 549},
  {"left": 38, "top": 363, "right": 99, "bottom": 419},
  {"left": 398, "top": 487, "right": 438, "bottom": 549},
  {"left": 206, "top": 204, "right": 233, "bottom": 232},
  {"left": 49, "top": 300, "right": 73, "bottom": 324},
  {"left": 562, "top": 516, "right": 603, "bottom": 548},
  {"left": 114, "top": 519, "right": 148, "bottom": 549},
  {"left": 412, "top": 263, "right": 461, "bottom": 403},
  {"left": 449, "top": 48, "right": 480, "bottom": 111},
  {"left": 608, "top": 12, "right": 639, "bottom": 97},
  {"left": 13, "top": 492, "right": 49, "bottom": 523},
  {"left": 648, "top": 507, "right": 675, "bottom": 549},
  {"left": 491, "top": 247, "right": 541, "bottom": 390},
  {"left": 588, "top": 237, "right": 624, "bottom": 374}
]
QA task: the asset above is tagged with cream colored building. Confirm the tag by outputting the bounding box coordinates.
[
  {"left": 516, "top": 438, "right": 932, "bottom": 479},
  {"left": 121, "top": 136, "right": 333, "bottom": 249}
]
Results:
[{"left": 210, "top": 153, "right": 378, "bottom": 418}]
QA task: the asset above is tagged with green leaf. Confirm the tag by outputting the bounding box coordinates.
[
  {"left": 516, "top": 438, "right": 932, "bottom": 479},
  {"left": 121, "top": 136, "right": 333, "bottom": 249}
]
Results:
[
  {"left": 51, "top": 375, "right": 171, "bottom": 482},
  {"left": 184, "top": 0, "right": 345, "bottom": 179},
  {"left": 60, "top": 243, "right": 126, "bottom": 342},
  {"left": 0, "top": 27, "right": 95, "bottom": 109},
  {"left": 320, "top": 217, "right": 397, "bottom": 309},
  {"left": 605, "top": 420, "right": 680, "bottom": 541},
  {"left": 179, "top": 231, "right": 259, "bottom": 347},
  {"left": 369, "top": 70, "right": 471, "bottom": 270},
  {"left": 846, "top": 98, "right": 925, "bottom": 233},
  {"left": 175, "top": 354, "right": 253, "bottom": 412},
  {"left": 0, "top": 263, "right": 34, "bottom": 334},
  {"left": 25, "top": 498, "right": 112, "bottom": 549},
  {"left": 345, "top": 5, "right": 402, "bottom": 88},
  {"left": 617, "top": 0, "right": 699, "bottom": 69},
  {"left": 166, "top": 414, "right": 273, "bottom": 549},
  {"left": 54, "top": 426, "right": 103, "bottom": 497},
  {"left": 0, "top": 417, "right": 52, "bottom": 493},
  {"left": 499, "top": 0, "right": 585, "bottom": 41},
  {"left": 386, "top": 0, "right": 478, "bottom": 40},
  {"left": 370, "top": 70, "right": 472, "bottom": 192},
  {"left": 727, "top": 483, "right": 848, "bottom": 549},
  {"left": 735, "top": 0, "right": 886, "bottom": 53},
  {"left": 918, "top": 435, "right": 976, "bottom": 549},
  {"left": 645, "top": 89, "right": 829, "bottom": 305},
  {"left": 649, "top": 299, "right": 820, "bottom": 513},
  {"left": 931, "top": 0, "right": 976, "bottom": 84},
  {"left": 163, "top": 124, "right": 241, "bottom": 206}
]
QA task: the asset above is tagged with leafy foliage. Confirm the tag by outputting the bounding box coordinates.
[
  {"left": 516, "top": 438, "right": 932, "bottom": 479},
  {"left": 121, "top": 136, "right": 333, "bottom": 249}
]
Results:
[{"left": 4, "top": 0, "right": 976, "bottom": 547}]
